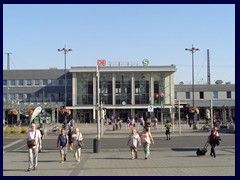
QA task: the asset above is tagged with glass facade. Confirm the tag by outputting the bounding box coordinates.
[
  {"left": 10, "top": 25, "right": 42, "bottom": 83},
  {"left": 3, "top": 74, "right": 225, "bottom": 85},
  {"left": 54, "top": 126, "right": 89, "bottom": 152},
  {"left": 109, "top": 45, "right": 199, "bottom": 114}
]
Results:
[
  {"left": 100, "top": 73, "right": 112, "bottom": 104},
  {"left": 135, "top": 72, "right": 150, "bottom": 104},
  {"left": 115, "top": 73, "right": 131, "bottom": 105},
  {"left": 77, "top": 73, "right": 93, "bottom": 105}
]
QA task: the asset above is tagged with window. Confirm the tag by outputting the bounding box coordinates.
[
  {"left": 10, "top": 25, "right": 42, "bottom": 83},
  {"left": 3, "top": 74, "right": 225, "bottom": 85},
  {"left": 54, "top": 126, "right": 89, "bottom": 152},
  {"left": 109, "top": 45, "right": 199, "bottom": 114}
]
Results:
[
  {"left": 226, "top": 91, "right": 231, "bottom": 99},
  {"left": 213, "top": 91, "right": 218, "bottom": 99},
  {"left": 10, "top": 80, "right": 15, "bottom": 86},
  {"left": 26, "top": 80, "right": 32, "bottom": 86},
  {"left": 3, "top": 80, "right": 7, "bottom": 86},
  {"left": 51, "top": 80, "right": 57, "bottom": 86},
  {"left": 174, "top": 91, "right": 177, "bottom": 99},
  {"left": 18, "top": 93, "right": 23, "bottom": 100},
  {"left": 35, "top": 80, "right": 40, "bottom": 86},
  {"left": 200, "top": 91, "right": 204, "bottom": 99},
  {"left": 10, "top": 94, "right": 15, "bottom": 100},
  {"left": 18, "top": 80, "right": 24, "bottom": 86},
  {"left": 59, "top": 79, "right": 64, "bottom": 85},
  {"left": 43, "top": 79, "right": 48, "bottom": 85},
  {"left": 186, "top": 92, "right": 190, "bottom": 99}
]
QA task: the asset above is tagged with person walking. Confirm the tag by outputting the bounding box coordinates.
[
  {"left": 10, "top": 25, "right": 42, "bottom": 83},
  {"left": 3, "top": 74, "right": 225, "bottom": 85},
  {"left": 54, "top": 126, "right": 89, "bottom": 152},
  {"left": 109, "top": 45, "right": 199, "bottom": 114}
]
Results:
[
  {"left": 208, "top": 127, "right": 220, "bottom": 158},
  {"left": 127, "top": 128, "right": 141, "bottom": 160},
  {"left": 69, "top": 117, "right": 76, "bottom": 128},
  {"left": 26, "top": 123, "right": 42, "bottom": 171},
  {"left": 71, "top": 128, "right": 83, "bottom": 162},
  {"left": 152, "top": 117, "right": 158, "bottom": 129},
  {"left": 57, "top": 128, "right": 68, "bottom": 163},
  {"left": 67, "top": 126, "right": 74, "bottom": 150},
  {"left": 37, "top": 127, "right": 44, "bottom": 152},
  {"left": 165, "top": 120, "right": 172, "bottom": 140},
  {"left": 140, "top": 126, "right": 154, "bottom": 160},
  {"left": 140, "top": 116, "right": 145, "bottom": 128}
]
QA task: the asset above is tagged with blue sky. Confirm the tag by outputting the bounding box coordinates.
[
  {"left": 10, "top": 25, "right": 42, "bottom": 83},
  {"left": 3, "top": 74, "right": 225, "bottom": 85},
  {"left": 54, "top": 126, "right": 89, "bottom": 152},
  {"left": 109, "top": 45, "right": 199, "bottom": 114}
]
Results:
[{"left": 3, "top": 4, "right": 235, "bottom": 84}]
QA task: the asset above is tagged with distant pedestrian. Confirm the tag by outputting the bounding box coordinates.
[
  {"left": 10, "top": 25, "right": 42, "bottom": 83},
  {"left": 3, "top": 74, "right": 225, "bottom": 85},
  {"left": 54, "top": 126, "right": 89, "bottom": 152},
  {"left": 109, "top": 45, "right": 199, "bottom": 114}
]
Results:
[
  {"left": 71, "top": 128, "right": 83, "bottom": 162},
  {"left": 152, "top": 117, "right": 158, "bottom": 129},
  {"left": 27, "top": 123, "right": 42, "bottom": 171},
  {"left": 129, "top": 118, "right": 135, "bottom": 128},
  {"left": 69, "top": 118, "right": 75, "bottom": 128},
  {"left": 165, "top": 120, "right": 172, "bottom": 140},
  {"left": 127, "top": 128, "right": 141, "bottom": 160},
  {"left": 68, "top": 126, "right": 74, "bottom": 150},
  {"left": 126, "top": 117, "right": 130, "bottom": 129},
  {"left": 140, "top": 116, "right": 145, "bottom": 128},
  {"left": 144, "top": 118, "right": 151, "bottom": 131},
  {"left": 140, "top": 126, "right": 154, "bottom": 160},
  {"left": 208, "top": 127, "right": 220, "bottom": 158},
  {"left": 57, "top": 128, "right": 68, "bottom": 163},
  {"left": 188, "top": 119, "right": 193, "bottom": 127}
]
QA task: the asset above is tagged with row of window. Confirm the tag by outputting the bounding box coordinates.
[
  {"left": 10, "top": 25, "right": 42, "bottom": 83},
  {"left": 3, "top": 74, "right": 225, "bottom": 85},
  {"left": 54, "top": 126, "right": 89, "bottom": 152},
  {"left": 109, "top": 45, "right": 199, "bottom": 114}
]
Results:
[
  {"left": 3, "top": 79, "right": 72, "bottom": 86},
  {"left": 174, "top": 91, "right": 232, "bottom": 99},
  {"left": 4, "top": 90, "right": 232, "bottom": 103}
]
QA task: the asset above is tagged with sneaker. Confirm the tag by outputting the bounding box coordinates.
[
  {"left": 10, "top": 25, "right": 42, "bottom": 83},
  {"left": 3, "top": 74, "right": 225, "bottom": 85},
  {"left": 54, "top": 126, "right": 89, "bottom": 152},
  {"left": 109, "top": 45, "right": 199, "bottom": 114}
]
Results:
[
  {"left": 27, "top": 168, "right": 31, "bottom": 172},
  {"left": 70, "top": 147, "right": 73, "bottom": 151},
  {"left": 77, "top": 159, "right": 80, "bottom": 162},
  {"left": 145, "top": 157, "right": 148, "bottom": 160},
  {"left": 60, "top": 161, "right": 64, "bottom": 163},
  {"left": 33, "top": 167, "right": 37, "bottom": 171}
]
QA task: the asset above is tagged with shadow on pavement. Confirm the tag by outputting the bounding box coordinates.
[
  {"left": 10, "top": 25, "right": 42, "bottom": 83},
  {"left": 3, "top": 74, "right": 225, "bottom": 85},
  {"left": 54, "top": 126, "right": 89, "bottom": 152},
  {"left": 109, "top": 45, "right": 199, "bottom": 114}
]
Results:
[{"left": 171, "top": 147, "right": 197, "bottom": 151}]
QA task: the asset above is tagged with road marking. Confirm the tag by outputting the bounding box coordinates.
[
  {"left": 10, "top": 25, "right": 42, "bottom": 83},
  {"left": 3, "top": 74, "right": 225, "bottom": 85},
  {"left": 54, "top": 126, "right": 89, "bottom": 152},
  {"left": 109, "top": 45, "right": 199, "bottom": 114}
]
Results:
[{"left": 3, "top": 139, "right": 24, "bottom": 150}]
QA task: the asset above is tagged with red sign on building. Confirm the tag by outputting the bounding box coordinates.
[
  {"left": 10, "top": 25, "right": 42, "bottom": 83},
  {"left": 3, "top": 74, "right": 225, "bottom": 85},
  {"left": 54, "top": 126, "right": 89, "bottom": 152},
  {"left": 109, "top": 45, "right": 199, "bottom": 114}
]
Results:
[{"left": 97, "top": 59, "right": 106, "bottom": 67}]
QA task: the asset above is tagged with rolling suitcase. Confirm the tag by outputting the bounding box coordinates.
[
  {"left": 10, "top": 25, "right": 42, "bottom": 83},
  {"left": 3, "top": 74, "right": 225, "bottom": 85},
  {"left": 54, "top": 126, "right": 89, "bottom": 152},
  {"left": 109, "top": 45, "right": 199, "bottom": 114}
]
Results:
[{"left": 196, "top": 141, "right": 208, "bottom": 156}]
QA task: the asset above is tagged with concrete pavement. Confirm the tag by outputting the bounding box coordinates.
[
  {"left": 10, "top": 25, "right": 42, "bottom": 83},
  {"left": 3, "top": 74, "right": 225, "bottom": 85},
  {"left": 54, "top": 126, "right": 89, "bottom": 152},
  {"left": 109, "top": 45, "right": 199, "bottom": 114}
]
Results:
[{"left": 3, "top": 123, "right": 235, "bottom": 176}]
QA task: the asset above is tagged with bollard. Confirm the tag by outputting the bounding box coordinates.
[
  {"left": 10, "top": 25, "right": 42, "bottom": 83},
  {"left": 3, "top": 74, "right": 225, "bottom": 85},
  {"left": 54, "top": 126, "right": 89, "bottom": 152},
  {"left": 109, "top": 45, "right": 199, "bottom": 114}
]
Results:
[{"left": 93, "top": 138, "right": 100, "bottom": 153}]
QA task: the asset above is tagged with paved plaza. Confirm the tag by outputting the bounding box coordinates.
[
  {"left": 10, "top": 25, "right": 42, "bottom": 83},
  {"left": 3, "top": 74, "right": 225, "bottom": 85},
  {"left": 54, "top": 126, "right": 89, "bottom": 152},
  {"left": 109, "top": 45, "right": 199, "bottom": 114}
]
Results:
[{"left": 3, "top": 123, "right": 235, "bottom": 176}]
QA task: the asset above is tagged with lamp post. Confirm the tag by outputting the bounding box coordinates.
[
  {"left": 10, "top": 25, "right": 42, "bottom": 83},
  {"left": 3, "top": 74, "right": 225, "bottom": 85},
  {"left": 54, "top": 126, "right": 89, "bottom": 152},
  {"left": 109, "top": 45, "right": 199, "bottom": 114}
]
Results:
[
  {"left": 185, "top": 45, "right": 199, "bottom": 129},
  {"left": 58, "top": 45, "right": 72, "bottom": 126}
]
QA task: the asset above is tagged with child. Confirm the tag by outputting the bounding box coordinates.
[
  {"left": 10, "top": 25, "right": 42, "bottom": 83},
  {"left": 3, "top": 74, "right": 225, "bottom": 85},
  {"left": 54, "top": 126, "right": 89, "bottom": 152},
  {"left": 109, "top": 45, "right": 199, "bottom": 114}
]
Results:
[{"left": 127, "top": 128, "right": 141, "bottom": 160}]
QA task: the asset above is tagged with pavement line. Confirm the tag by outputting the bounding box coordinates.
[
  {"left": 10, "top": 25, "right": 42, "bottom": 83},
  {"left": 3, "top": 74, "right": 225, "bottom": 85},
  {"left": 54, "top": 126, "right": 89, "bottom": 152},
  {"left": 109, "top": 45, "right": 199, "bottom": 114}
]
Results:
[{"left": 3, "top": 139, "right": 24, "bottom": 150}]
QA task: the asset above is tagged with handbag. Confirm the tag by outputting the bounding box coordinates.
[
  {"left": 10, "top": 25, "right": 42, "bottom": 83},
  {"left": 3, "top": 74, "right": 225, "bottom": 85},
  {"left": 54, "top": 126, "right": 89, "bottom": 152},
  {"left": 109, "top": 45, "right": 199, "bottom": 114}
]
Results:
[
  {"left": 27, "top": 131, "right": 36, "bottom": 148},
  {"left": 78, "top": 140, "right": 84, "bottom": 148},
  {"left": 27, "top": 139, "right": 36, "bottom": 148}
]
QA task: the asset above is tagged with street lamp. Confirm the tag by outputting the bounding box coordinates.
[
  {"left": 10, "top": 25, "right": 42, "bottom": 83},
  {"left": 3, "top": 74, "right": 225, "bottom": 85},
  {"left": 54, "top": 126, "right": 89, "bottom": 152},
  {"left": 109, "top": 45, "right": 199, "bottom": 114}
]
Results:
[
  {"left": 58, "top": 45, "right": 72, "bottom": 108},
  {"left": 58, "top": 45, "right": 72, "bottom": 127},
  {"left": 185, "top": 45, "right": 199, "bottom": 129}
]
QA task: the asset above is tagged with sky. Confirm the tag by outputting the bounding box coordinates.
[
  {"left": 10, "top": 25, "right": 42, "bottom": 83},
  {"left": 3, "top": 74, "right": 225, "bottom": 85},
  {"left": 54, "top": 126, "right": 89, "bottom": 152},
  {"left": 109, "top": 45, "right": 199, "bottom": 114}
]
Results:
[{"left": 3, "top": 4, "right": 235, "bottom": 85}]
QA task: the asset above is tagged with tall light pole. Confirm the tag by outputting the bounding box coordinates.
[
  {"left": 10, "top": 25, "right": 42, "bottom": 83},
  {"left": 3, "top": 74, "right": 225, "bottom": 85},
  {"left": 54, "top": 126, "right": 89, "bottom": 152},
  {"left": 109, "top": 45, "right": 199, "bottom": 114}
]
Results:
[
  {"left": 58, "top": 45, "right": 72, "bottom": 108},
  {"left": 185, "top": 45, "right": 199, "bottom": 129},
  {"left": 58, "top": 45, "right": 72, "bottom": 127}
]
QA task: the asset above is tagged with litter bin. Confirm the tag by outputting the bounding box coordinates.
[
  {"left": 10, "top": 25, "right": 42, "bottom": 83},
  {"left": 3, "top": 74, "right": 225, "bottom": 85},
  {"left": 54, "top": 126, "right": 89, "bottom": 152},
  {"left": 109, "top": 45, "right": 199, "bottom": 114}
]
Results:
[{"left": 93, "top": 138, "right": 100, "bottom": 153}]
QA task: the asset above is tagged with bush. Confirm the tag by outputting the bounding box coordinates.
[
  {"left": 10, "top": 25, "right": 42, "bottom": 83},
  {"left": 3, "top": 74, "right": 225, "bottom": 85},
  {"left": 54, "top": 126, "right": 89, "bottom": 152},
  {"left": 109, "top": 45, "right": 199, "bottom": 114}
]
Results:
[{"left": 3, "top": 126, "right": 28, "bottom": 135}]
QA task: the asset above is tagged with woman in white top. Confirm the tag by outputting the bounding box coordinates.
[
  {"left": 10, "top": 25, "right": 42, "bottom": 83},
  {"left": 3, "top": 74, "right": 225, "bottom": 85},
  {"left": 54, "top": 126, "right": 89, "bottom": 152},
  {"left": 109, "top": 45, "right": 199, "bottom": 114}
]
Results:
[
  {"left": 71, "top": 128, "right": 83, "bottom": 162},
  {"left": 127, "top": 128, "right": 141, "bottom": 160},
  {"left": 140, "top": 126, "right": 154, "bottom": 159}
]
